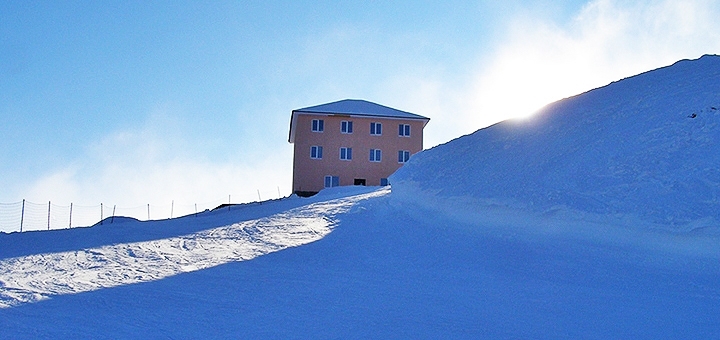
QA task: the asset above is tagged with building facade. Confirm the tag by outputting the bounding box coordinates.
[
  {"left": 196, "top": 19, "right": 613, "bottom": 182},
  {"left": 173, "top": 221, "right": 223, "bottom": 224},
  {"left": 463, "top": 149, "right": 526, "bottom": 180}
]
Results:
[{"left": 289, "top": 99, "right": 430, "bottom": 196}]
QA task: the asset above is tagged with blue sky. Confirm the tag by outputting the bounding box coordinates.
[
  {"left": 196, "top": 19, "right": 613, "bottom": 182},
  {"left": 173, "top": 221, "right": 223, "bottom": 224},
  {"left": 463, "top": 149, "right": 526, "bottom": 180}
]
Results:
[{"left": 1, "top": 0, "right": 719, "bottom": 212}]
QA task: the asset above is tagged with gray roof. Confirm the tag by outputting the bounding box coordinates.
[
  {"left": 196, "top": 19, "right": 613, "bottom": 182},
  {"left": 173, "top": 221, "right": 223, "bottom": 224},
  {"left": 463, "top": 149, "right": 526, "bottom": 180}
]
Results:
[
  {"left": 289, "top": 99, "right": 429, "bottom": 143},
  {"left": 292, "top": 99, "right": 429, "bottom": 120}
]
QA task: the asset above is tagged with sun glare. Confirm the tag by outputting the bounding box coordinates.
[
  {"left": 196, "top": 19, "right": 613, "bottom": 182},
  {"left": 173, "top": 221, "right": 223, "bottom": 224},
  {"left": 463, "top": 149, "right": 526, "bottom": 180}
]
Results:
[{"left": 472, "top": 56, "right": 575, "bottom": 126}]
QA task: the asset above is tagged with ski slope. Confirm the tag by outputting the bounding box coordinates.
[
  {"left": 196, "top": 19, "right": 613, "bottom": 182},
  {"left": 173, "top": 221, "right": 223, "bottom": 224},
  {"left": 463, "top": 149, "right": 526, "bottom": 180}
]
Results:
[{"left": 1, "top": 56, "right": 719, "bottom": 338}]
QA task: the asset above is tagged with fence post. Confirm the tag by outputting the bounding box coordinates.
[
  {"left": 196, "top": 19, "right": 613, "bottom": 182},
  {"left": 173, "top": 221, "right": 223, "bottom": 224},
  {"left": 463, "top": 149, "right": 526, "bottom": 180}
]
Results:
[
  {"left": 69, "top": 203, "right": 73, "bottom": 229},
  {"left": 147, "top": 204, "right": 150, "bottom": 220},
  {"left": 20, "top": 199, "right": 25, "bottom": 232},
  {"left": 170, "top": 200, "right": 174, "bottom": 219},
  {"left": 257, "top": 189, "right": 262, "bottom": 204},
  {"left": 100, "top": 203, "right": 103, "bottom": 225},
  {"left": 47, "top": 201, "right": 51, "bottom": 230},
  {"left": 195, "top": 203, "right": 198, "bottom": 217},
  {"left": 111, "top": 205, "right": 116, "bottom": 224}
]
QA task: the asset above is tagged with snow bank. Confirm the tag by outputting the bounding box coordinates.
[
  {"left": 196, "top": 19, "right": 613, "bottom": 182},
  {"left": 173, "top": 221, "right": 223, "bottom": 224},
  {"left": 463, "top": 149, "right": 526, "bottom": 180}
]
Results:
[
  {"left": 0, "top": 188, "right": 388, "bottom": 308},
  {"left": 392, "top": 55, "right": 720, "bottom": 234}
]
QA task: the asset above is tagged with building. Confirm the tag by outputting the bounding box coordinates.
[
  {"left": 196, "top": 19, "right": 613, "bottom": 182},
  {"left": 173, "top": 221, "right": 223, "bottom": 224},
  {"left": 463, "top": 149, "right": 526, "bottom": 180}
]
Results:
[{"left": 289, "top": 99, "right": 430, "bottom": 196}]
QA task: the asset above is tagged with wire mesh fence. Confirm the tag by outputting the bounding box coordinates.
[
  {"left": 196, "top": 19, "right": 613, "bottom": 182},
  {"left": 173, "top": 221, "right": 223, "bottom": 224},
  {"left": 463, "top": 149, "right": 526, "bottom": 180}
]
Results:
[{"left": 0, "top": 188, "right": 286, "bottom": 233}]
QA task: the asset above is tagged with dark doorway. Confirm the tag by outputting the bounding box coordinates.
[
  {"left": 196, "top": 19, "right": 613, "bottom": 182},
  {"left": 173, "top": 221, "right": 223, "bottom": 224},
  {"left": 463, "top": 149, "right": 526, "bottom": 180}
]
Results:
[{"left": 354, "top": 178, "right": 366, "bottom": 186}]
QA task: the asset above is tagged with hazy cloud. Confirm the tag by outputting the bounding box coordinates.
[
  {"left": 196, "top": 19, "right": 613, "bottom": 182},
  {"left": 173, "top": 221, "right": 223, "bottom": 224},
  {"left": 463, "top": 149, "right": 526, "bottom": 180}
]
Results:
[
  {"left": 410, "top": 0, "right": 720, "bottom": 146},
  {"left": 24, "top": 110, "right": 292, "bottom": 217}
]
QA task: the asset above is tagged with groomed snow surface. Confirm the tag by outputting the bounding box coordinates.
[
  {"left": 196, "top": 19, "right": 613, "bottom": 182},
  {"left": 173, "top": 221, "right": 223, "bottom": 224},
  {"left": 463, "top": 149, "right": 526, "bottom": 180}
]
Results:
[{"left": 2, "top": 55, "right": 720, "bottom": 338}]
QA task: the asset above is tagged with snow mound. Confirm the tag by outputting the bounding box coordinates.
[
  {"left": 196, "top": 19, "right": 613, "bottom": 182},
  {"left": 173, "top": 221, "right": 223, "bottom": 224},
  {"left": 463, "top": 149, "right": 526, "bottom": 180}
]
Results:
[{"left": 392, "top": 55, "right": 720, "bottom": 229}]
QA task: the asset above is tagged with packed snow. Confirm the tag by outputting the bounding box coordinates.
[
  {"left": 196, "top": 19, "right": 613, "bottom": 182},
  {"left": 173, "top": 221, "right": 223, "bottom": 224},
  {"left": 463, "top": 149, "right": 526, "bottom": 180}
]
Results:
[
  {"left": 0, "top": 188, "right": 385, "bottom": 308},
  {"left": 1, "top": 55, "right": 719, "bottom": 338}
]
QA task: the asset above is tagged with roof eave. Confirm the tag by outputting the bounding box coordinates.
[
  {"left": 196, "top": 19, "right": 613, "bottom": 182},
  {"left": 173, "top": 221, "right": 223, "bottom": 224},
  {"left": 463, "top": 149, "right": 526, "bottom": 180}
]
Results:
[
  {"left": 291, "top": 110, "right": 430, "bottom": 121},
  {"left": 288, "top": 111, "right": 297, "bottom": 143}
]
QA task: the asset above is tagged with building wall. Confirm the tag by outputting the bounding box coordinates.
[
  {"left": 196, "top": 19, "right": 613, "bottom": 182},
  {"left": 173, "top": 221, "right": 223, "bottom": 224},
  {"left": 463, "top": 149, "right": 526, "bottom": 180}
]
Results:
[{"left": 292, "top": 113, "right": 426, "bottom": 194}]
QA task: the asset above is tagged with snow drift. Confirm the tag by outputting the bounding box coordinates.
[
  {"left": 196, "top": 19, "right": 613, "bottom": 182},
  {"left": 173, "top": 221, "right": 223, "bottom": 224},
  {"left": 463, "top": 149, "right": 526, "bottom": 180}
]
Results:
[{"left": 392, "top": 55, "right": 720, "bottom": 230}]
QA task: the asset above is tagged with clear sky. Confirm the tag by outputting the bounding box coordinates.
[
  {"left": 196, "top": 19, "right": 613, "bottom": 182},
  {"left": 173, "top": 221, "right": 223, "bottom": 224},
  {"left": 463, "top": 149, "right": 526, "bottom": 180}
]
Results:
[{"left": 2, "top": 0, "right": 719, "bottom": 210}]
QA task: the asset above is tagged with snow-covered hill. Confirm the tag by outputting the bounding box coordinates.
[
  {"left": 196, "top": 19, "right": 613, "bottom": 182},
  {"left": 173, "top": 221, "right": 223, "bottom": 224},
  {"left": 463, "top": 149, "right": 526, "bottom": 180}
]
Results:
[
  {"left": 1, "top": 56, "right": 719, "bottom": 338},
  {"left": 393, "top": 54, "right": 720, "bottom": 230},
  {"left": 0, "top": 187, "right": 385, "bottom": 308}
]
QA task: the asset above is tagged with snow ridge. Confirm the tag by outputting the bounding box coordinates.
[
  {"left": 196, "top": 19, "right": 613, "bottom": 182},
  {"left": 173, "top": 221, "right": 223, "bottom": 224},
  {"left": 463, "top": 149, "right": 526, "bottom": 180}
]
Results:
[{"left": 392, "top": 55, "right": 720, "bottom": 228}]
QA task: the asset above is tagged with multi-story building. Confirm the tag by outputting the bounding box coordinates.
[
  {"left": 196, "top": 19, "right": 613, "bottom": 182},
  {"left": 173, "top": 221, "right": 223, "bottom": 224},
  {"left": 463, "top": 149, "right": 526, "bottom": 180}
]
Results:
[{"left": 289, "top": 99, "right": 430, "bottom": 196}]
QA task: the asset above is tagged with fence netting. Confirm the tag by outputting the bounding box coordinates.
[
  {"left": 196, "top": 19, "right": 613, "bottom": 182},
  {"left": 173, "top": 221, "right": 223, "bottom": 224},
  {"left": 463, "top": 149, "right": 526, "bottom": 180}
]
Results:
[{"left": 0, "top": 189, "right": 284, "bottom": 233}]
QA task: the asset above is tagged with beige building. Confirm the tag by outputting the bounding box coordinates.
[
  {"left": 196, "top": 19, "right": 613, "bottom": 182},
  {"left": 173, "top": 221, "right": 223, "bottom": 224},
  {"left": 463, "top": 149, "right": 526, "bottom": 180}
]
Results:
[{"left": 289, "top": 99, "right": 430, "bottom": 196}]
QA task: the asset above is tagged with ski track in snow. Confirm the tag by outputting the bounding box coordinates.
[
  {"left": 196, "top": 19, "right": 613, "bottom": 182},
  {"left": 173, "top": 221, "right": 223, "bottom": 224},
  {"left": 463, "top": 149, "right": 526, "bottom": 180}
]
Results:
[{"left": 0, "top": 189, "right": 387, "bottom": 308}]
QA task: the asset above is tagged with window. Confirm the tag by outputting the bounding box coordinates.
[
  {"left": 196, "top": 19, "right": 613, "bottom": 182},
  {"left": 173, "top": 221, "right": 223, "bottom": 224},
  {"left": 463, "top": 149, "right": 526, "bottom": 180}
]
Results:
[
  {"left": 324, "top": 175, "right": 340, "bottom": 188},
  {"left": 399, "top": 124, "right": 411, "bottom": 137},
  {"left": 312, "top": 119, "right": 324, "bottom": 132},
  {"left": 310, "top": 146, "right": 323, "bottom": 159},
  {"left": 380, "top": 178, "right": 389, "bottom": 186},
  {"left": 341, "top": 121, "right": 353, "bottom": 134},
  {"left": 370, "top": 122, "right": 382, "bottom": 135},
  {"left": 340, "top": 147, "right": 352, "bottom": 160},
  {"left": 369, "top": 149, "right": 382, "bottom": 162},
  {"left": 398, "top": 150, "right": 410, "bottom": 163}
]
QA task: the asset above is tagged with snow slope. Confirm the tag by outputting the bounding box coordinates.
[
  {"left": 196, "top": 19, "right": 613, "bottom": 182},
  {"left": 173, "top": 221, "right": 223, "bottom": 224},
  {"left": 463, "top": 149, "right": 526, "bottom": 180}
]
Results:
[
  {"left": 0, "top": 188, "right": 385, "bottom": 308},
  {"left": 392, "top": 54, "right": 720, "bottom": 229},
  {"left": 1, "top": 186, "right": 718, "bottom": 338},
  {"left": 1, "top": 56, "right": 719, "bottom": 338}
]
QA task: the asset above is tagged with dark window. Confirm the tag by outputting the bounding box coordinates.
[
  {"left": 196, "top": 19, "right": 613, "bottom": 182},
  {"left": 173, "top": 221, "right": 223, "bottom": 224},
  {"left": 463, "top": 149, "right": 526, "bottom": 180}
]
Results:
[
  {"left": 324, "top": 175, "right": 340, "bottom": 188},
  {"left": 370, "top": 122, "right": 382, "bottom": 135},
  {"left": 340, "top": 147, "right": 353, "bottom": 160},
  {"left": 312, "top": 119, "right": 325, "bottom": 132},
  {"left": 341, "top": 121, "right": 353, "bottom": 134},
  {"left": 310, "top": 146, "right": 323, "bottom": 159},
  {"left": 399, "top": 124, "right": 411, "bottom": 137},
  {"left": 398, "top": 150, "right": 410, "bottom": 163},
  {"left": 369, "top": 149, "right": 382, "bottom": 162}
]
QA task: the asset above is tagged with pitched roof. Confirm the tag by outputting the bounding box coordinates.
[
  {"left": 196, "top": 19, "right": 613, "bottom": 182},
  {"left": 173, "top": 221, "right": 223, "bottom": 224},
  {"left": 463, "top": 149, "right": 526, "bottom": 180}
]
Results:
[
  {"left": 289, "top": 99, "right": 429, "bottom": 143},
  {"left": 293, "top": 99, "right": 429, "bottom": 120}
]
